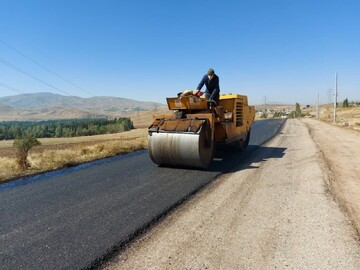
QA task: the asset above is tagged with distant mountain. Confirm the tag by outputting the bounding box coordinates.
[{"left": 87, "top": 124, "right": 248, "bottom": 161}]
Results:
[
  {"left": 0, "top": 92, "right": 165, "bottom": 121},
  {"left": 0, "top": 104, "right": 19, "bottom": 117},
  {"left": 0, "top": 103, "right": 16, "bottom": 113}
]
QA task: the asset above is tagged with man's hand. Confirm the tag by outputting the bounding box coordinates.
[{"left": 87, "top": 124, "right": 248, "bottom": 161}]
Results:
[{"left": 195, "top": 91, "right": 204, "bottom": 97}]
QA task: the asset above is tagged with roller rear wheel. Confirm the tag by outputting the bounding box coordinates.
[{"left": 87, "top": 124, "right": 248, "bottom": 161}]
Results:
[
  {"left": 237, "top": 129, "right": 251, "bottom": 151},
  {"left": 148, "top": 124, "right": 214, "bottom": 169}
]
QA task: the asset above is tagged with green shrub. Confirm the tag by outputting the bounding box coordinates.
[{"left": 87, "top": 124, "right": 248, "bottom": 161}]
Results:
[{"left": 13, "top": 135, "right": 42, "bottom": 170}]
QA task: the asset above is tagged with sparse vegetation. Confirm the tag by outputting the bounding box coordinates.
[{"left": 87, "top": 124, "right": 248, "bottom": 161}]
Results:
[
  {"left": 309, "top": 102, "right": 360, "bottom": 131},
  {"left": 343, "top": 98, "right": 349, "bottom": 108},
  {"left": 288, "top": 103, "right": 302, "bottom": 118},
  {"left": 272, "top": 112, "right": 281, "bottom": 118},
  {"left": 288, "top": 111, "right": 296, "bottom": 118},
  {"left": 0, "top": 129, "right": 147, "bottom": 183}
]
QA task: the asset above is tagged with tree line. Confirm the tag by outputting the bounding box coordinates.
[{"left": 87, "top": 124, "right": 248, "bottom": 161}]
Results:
[{"left": 0, "top": 118, "right": 134, "bottom": 140}]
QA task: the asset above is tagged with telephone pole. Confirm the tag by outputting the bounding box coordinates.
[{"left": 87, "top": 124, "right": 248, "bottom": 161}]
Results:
[
  {"left": 333, "top": 72, "right": 338, "bottom": 123},
  {"left": 263, "top": 96, "right": 268, "bottom": 105}
]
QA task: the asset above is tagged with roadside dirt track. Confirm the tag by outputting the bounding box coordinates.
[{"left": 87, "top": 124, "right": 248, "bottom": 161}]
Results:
[
  {"left": 106, "top": 119, "right": 360, "bottom": 270},
  {"left": 303, "top": 118, "right": 360, "bottom": 233}
]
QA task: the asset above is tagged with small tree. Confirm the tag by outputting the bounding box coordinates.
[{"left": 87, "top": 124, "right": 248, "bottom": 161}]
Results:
[
  {"left": 13, "top": 135, "right": 42, "bottom": 171},
  {"left": 273, "top": 112, "right": 281, "bottom": 118},
  {"left": 288, "top": 111, "right": 296, "bottom": 118},
  {"left": 260, "top": 112, "right": 268, "bottom": 119},
  {"left": 295, "top": 103, "right": 302, "bottom": 117},
  {"left": 343, "top": 98, "right": 349, "bottom": 107}
]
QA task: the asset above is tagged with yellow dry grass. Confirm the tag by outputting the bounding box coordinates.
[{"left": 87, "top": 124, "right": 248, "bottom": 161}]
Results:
[
  {"left": 319, "top": 105, "right": 360, "bottom": 131},
  {"left": 130, "top": 109, "right": 170, "bottom": 128},
  {"left": 0, "top": 129, "right": 148, "bottom": 183}
]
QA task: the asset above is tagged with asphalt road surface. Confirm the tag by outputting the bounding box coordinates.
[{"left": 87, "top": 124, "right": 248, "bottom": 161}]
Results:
[
  {"left": 0, "top": 119, "right": 284, "bottom": 270},
  {"left": 106, "top": 119, "right": 360, "bottom": 270}
]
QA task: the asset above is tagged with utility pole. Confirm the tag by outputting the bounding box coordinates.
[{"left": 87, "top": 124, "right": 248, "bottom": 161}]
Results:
[
  {"left": 263, "top": 96, "right": 268, "bottom": 105},
  {"left": 333, "top": 72, "right": 338, "bottom": 123},
  {"left": 316, "top": 92, "right": 320, "bottom": 119}
]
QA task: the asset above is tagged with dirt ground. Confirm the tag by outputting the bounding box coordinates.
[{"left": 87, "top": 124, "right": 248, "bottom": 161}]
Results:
[
  {"left": 303, "top": 118, "right": 360, "bottom": 232},
  {"left": 106, "top": 119, "right": 360, "bottom": 270}
]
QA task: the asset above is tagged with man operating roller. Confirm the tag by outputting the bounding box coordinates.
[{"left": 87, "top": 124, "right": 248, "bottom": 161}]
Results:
[{"left": 196, "top": 68, "right": 220, "bottom": 105}]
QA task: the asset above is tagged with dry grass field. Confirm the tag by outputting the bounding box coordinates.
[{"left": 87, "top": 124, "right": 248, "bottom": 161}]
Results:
[
  {"left": 0, "top": 128, "right": 148, "bottom": 183},
  {"left": 302, "top": 104, "right": 360, "bottom": 131},
  {"left": 0, "top": 108, "right": 170, "bottom": 183},
  {"left": 288, "top": 103, "right": 360, "bottom": 131},
  {"left": 320, "top": 105, "right": 360, "bottom": 130},
  {"left": 130, "top": 109, "right": 170, "bottom": 128}
]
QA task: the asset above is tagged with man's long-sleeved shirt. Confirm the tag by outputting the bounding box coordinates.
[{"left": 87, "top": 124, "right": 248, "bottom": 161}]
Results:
[{"left": 196, "top": 74, "right": 220, "bottom": 100}]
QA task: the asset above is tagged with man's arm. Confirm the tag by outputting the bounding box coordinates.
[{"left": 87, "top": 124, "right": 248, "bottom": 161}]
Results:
[
  {"left": 209, "top": 77, "right": 220, "bottom": 99},
  {"left": 196, "top": 76, "right": 206, "bottom": 90}
]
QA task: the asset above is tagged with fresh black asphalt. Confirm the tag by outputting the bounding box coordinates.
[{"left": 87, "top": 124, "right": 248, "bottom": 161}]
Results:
[{"left": 0, "top": 119, "right": 285, "bottom": 270}]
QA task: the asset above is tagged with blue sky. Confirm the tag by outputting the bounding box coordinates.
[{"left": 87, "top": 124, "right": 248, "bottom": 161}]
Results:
[{"left": 0, "top": 0, "right": 359, "bottom": 105}]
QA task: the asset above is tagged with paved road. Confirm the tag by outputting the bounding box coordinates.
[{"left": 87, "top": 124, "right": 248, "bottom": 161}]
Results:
[
  {"left": 0, "top": 119, "right": 284, "bottom": 270},
  {"left": 106, "top": 119, "right": 360, "bottom": 270}
]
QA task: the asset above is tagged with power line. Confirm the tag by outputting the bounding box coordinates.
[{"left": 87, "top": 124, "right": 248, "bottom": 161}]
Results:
[
  {"left": 0, "top": 39, "right": 93, "bottom": 96},
  {"left": 0, "top": 81, "right": 26, "bottom": 94},
  {"left": 263, "top": 96, "right": 269, "bottom": 105},
  {"left": 0, "top": 57, "right": 72, "bottom": 96}
]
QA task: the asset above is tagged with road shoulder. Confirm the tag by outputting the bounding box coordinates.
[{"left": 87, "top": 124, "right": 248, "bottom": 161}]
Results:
[{"left": 302, "top": 118, "right": 360, "bottom": 234}]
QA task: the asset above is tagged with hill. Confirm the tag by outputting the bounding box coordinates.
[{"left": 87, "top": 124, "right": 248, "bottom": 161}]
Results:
[
  {"left": 0, "top": 104, "right": 17, "bottom": 114},
  {"left": 0, "top": 92, "right": 165, "bottom": 121}
]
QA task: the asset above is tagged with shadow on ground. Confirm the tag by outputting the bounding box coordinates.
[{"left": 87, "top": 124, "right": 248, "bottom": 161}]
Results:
[{"left": 210, "top": 145, "right": 287, "bottom": 173}]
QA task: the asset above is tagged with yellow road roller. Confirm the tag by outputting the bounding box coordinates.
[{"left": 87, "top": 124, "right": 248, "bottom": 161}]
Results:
[{"left": 148, "top": 93, "right": 255, "bottom": 169}]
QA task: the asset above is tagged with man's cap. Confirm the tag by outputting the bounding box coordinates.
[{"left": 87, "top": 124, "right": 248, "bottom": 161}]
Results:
[{"left": 208, "top": 68, "right": 215, "bottom": 75}]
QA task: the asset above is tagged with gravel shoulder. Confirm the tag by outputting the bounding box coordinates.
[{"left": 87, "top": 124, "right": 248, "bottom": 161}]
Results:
[
  {"left": 302, "top": 118, "right": 360, "bottom": 233},
  {"left": 106, "top": 119, "right": 360, "bottom": 270}
]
